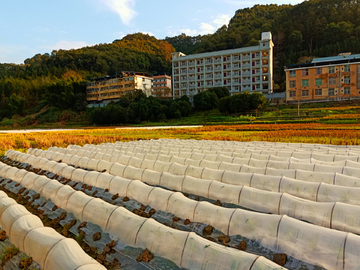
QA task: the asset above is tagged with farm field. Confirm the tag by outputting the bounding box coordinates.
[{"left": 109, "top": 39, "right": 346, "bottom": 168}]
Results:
[
  {"left": 1, "top": 123, "right": 360, "bottom": 157},
  {"left": 1, "top": 138, "right": 360, "bottom": 269},
  {"left": 0, "top": 122, "right": 359, "bottom": 269}
]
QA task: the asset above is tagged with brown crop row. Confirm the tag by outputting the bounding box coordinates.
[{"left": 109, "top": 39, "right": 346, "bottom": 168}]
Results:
[{"left": 1, "top": 123, "right": 359, "bottom": 156}]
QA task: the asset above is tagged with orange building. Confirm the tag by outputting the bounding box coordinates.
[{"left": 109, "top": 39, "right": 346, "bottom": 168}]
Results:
[{"left": 285, "top": 53, "right": 360, "bottom": 102}]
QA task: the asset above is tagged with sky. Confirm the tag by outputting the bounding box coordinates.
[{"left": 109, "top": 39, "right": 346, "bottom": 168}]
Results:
[{"left": 0, "top": 0, "right": 303, "bottom": 64}]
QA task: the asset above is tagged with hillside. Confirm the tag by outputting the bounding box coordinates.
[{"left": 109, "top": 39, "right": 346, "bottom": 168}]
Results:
[
  {"left": 0, "top": 33, "right": 175, "bottom": 121},
  {"left": 165, "top": 0, "right": 360, "bottom": 91}
]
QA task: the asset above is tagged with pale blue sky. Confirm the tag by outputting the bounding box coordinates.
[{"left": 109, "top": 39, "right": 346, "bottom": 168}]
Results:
[{"left": 0, "top": 0, "right": 303, "bottom": 64}]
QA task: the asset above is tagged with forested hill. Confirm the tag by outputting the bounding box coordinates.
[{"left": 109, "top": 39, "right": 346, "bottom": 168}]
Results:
[
  {"left": 165, "top": 0, "right": 360, "bottom": 90},
  {"left": 0, "top": 34, "right": 175, "bottom": 120}
]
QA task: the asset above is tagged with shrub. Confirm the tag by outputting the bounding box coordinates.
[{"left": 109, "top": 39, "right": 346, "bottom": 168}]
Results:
[
  {"left": 194, "top": 91, "right": 219, "bottom": 111},
  {"left": 208, "top": 87, "right": 230, "bottom": 99},
  {"left": 36, "top": 107, "right": 62, "bottom": 123},
  {"left": 219, "top": 92, "right": 268, "bottom": 114}
]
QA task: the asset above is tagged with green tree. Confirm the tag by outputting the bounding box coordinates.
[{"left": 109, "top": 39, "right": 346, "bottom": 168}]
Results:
[{"left": 193, "top": 91, "right": 219, "bottom": 110}]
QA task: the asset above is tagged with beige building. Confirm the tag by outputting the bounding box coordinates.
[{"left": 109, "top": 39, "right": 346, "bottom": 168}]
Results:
[
  {"left": 86, "top": 71, "right": 153, "bottom": 106},
  {"left": 171, "top": 32, "right": 274, "bottom": 102},
  {"left": 152, "top": 73, "right": 172, "bottom": 98},
  {"left": 285, "top": 53, "right": 360, "bottom": 102}
]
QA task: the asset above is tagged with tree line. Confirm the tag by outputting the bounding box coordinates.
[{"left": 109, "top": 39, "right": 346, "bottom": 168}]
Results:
[
  {"left": 192, "top": 87, "right": 268, "bottom": 114},
  {"left": 89, "top": 87, "right": 268, "bottom": 126},
  {"left": 90, "top": 90, "right": 191, "bottom": 125}
]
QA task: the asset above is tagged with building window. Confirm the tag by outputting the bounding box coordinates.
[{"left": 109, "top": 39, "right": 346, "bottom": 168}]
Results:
[
  {"left": 290, "top": 81, "right": 296, "bottom": 88},
  {"left": 302, "top": 90, "right": 309, "bottom": 97},
  {"left": 289, "top": 91, "right": 296, "bottom": 97},
  {"left": 329, "top": 66, "right": 335, "bottom": 74},
  {"left": 289, "top": 70, "right": 296, "bottom": 77},
  {"left": 315, "top": 89, "right": 322, "bottom": 96},
  {"left": 329, "top": 77, "right": 336, "bottom": 85},
  {"left": 302, "top": 69, "right": 309, "bottom": 76},
  {"left": 344, "top": 87, "right": 351, "bottom": 95},
  {"left": 344, "top": 76, "right": 350, "bottom": 84},
  {"left": 315, "top": 68, "right": 322, "bottom": 75},
  {"left": 315, "top": 78, "right": 322, "bottom": 86},
  {"left": 344, "top": 65, "right": 350, "bottom": 72},
  {"left": 302, "top": 79, "right": 309, "bottom": 87},
  {"left": 329, "top": 88, "right": 335, "bottom": 96}
]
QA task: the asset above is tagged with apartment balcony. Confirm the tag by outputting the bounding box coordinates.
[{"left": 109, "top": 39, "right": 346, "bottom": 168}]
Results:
[
  {"left": 252, "top": 54, "right": 260, "bottom": 59},
  {"left": 189, "top": 69, "right": 195, "bottom": 74},
  {"left": 189, "top": 77, "right": 195, "bottom": 81},
  {"left": 205, "top": 68, "right": 213, "bottom": 72},
  {"left": 233, "top": 65, "right": 241, "bottom": 70},
  {"left": 180, "top": 77, "right": 187, "bottom": 81},
  {"left": 242, "top": 79, "right": 251, "bottom": 84},
  {"left": 206, "top": 76, "right": 213, "bottom": 80},
  {"left": 214, "top": 59, "right": 221, "bottom": 63},
  {"left": 242, "top": 56, "right": 250, "bottom": 60},
  {"left": 233, "top": 81, "right": 241, "bottom": 85},
  {"left": 205, "top": 61, "right": 213, "bottom": 65},
  {"left": 214, "top": 82, "right": 222, "bottom": 86},
  {"left": 242, "top": 87, "right": 251, "bottom": 91},
  {"left": 215, "top": 74, "right": 222, "bottom": 79},
  {"left": 181, "top": 84, "right": 188, "bottom": 89},
  {"left": 242, "top": 72, "right": 250, "bottom": 76},
  {"left": 180, "top": 70, "right": 187, "bottom": 74},
  {"left": 252, "top": 63, "right": 260, "bottom": 68},
  {"left": 188, "top": 62, "right": 195, "bottom": 66},
  {"left": 180, "top": 63, "right": 187, "bottom": 67},
  {"left": 242, "top": 64, "right": 250, "bottom": 68}
]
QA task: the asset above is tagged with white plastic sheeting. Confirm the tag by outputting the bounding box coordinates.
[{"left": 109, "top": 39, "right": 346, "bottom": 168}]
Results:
[
  {"left": 26, "top": 148, "right": 360, "bottom": 207},
  {"left": 43, "top": 146, "right": 360, "bottom": 187},
  {"left": 0, "top": 161, "right": 282, "bottom": 270},
  {"left": 8, "top": 150, "right": 360, "bottom": 269},
  {"left": 78, "top": 139, "right": 360, "bottom": 155},
  {"left": 0, "top": 190, "right": 105, "bottom": 270},
  {"left": 9, "top": 150, "right": 360, "bottom": 236}
]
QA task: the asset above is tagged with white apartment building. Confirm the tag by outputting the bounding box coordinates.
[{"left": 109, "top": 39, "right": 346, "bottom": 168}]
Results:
[{"left": 171, "top": 32, "right": 274, "bottom": 101}]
